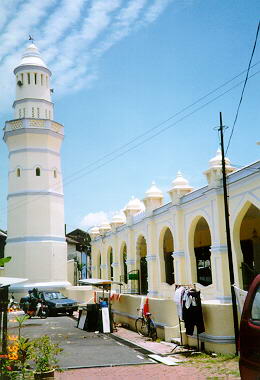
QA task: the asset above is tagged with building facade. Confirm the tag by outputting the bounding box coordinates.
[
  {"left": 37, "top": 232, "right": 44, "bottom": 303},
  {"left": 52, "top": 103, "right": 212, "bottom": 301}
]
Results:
[
  {"left": 90, "top": 151, "right": 260, "bottom": 352},
  {"left": 3, "top": 43, "right": 69, "bottom": 290}
]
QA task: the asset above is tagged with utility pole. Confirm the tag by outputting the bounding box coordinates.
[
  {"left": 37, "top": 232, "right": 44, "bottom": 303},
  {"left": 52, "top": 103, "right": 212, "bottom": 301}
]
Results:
[{"left": 218, "top": 112, "right": 239, "bottom": 355}]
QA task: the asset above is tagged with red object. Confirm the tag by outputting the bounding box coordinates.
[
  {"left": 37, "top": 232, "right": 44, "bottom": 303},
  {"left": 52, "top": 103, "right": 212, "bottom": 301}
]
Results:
[
  {"left": 239, "top": 274, "right": 260, "bottom": 380},
  {"left": 143, "top": 297, "right": 149, "bottom": 316}
]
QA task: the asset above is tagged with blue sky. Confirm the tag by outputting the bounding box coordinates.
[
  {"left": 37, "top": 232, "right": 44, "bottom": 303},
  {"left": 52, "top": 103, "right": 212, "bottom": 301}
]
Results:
[{"left": 0, "top": 0, "right": 259, "bottom": 232}]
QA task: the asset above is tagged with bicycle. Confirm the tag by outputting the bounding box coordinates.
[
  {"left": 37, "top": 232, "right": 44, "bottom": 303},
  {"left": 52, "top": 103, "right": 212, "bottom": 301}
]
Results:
[{"left": 135, "top": 308, "right": 157, "bottom": 341}]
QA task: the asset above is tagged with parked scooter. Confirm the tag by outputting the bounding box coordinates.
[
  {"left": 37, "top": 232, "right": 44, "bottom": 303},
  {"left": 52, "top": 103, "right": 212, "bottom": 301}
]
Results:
[
  {"left": 23, "top": 299, "right": 49, "bottom": 319},
  {"left": 8, "top": 294, "right": 20, "bottom": 311}
]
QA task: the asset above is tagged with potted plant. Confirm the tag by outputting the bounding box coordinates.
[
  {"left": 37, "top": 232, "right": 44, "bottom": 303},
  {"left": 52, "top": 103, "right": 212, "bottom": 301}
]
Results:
[
  {"left": 30, "top": 336, "right": 62, "bottom": 379},
  {"left": 0, "top": 335, "right": 34, "bottom": 379}
]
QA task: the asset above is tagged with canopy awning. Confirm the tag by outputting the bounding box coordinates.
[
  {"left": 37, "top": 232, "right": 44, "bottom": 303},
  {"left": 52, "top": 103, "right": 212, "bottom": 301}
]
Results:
[
  {"left": 78, "top": 278, "right": 123, "bottom": 287},
  {"left": 0, "top": 277, "right": 28, "bottom": 287}
]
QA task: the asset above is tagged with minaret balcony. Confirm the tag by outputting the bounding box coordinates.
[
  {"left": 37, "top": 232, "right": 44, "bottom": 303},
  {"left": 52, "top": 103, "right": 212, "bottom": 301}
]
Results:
[{"left": 4, "top": 118, "right": 64, "bottom": 136}]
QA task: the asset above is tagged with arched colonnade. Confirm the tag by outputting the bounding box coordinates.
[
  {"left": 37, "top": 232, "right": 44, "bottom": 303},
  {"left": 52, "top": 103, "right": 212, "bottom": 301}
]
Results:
[{"left": 91, "top": 200, "right": 260, "bottom": 297}]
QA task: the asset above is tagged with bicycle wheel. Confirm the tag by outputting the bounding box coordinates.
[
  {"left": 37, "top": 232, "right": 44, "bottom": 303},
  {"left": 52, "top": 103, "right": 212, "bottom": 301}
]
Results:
[
  {"left": 135, "top": 318, "right": 148, "bottom": 336},
  {"left": 149, "top": 319, "right": 157, "bottom": 341}
]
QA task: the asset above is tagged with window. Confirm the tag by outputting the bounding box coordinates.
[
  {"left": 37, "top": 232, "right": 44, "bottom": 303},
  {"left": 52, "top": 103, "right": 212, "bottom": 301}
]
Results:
[
  {"left": 252, "top": 287, "right": 260, "bottom": 321},
  {"left": 54, "top": 170, "right": 57, "bottom": 178},
  {"left": 41, "top": 74, "right": 43, "bottom": 85},
  {"left": 32, "top": 107, "right": 35, "bottom": 118},
  {"left": 21, "top": 73, "right": 24, "bottom": 83},
  {"left": 34, "top": 73, "right": 37, "bottom": 85},
  {"left": 17, "top": 168, "right": 21, "bottom": 177},
  {"left": 195, "top": 246, "right": 212, "bottom": 286},
  {"left": 37, "top": 108, "right": 40, "bottom": 118},
  {"left": 36, "top": 167, "right": 40, "bottom": 176},
  {"left": 27, "top": 73, "right": 30, "bottom": 84},
  {"left": 23, "top": 108, "right": 25, "bottom": 118},
  {"left": 19, "top": 109, "right": 21, "bottom": 118}
]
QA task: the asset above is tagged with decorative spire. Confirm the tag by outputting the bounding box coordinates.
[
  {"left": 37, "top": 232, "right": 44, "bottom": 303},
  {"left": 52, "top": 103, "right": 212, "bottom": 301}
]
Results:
[
  {"left": 29, "top": 34, "right": 34, "bottom": 43},
  {"left": 145, "top": 181, "right": 163, "bottom": 199},
  {"left": 15, "top": 43, "right": 48, "bottom": 71}
]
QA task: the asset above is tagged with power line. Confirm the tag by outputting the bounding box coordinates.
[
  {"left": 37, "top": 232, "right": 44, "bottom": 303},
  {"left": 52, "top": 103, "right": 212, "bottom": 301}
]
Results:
[
  {"left": 60, "top": 61, "right": 260, "bottom": 187},
  {"left": 225, "top": 21, "right": 260, "bottom": 154},
  {"left": 3, "top": 68, "right": 260, "bottom": 221},
  {"left": 60, "top": 60, "right": 260, "bottom": 185},
  {"left": 61, "top": 70, "right": 260, "bottom": 187}
]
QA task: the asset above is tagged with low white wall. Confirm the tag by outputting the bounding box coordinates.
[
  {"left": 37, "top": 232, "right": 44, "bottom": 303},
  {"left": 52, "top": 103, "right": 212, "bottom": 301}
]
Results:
[
  {"left": 110, "top": 294, "right": 236, "bottom": 354},
  {"left": 63, "top": 285, "right": 94, "bottom": 304}
]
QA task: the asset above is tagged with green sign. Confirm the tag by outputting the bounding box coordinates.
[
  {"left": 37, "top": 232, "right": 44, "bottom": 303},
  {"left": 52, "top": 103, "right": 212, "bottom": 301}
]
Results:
[{"left": 128, "top": 273, "right": 139, "bottom": 280}]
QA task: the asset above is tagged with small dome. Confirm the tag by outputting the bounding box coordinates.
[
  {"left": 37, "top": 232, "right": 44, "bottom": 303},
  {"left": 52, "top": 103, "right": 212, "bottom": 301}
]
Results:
[
  {"left": 170, "top": 171, "right": 190, "bottom": 189},
  {"left": 145, "top": 181, "right": 163, "bottom": 198},
  {"left": 89, "top": 226, "right": 100, "bottom": 235},
  {"left": 125, "top": 196, "right": 142, "bottom": 211},
  {"left": 209, "top": 148, "right": 231, "bottom": 168},
  {"left": 111, "top": 212, "right": 126, "bottom": 224},
  {"left": 99, "top": 221, "right": 111, "bottom": 233},
  {"left": 15, "top": 43, "right": 48, "bottom": 70}
]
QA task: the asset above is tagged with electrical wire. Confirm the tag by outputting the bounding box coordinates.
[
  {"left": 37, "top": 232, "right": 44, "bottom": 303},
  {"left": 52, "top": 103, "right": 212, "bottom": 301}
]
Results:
[
  {"left": 4, "top": 68, "right": 260, "bottom": 220},
  {"left": 60, "top": 60, "right": 260, "bottom": 185},
  {"left": 225, "top": 21, "right": 260, "bottom": 154}
]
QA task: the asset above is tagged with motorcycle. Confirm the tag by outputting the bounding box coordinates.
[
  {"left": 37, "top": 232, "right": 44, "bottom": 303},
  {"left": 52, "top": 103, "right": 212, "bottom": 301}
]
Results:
[
  {"left": 8, "top": 294, "right": 20, "bottom": 311},
  {"left": 24, "top": 299, "right": 49, "bottom": 319}
]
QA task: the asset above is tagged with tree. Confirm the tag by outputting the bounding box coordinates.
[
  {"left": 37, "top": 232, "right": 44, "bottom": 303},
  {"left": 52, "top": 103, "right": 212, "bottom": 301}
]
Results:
[{"left": 0, "top": 256, "right": 11, "bottom": 267}]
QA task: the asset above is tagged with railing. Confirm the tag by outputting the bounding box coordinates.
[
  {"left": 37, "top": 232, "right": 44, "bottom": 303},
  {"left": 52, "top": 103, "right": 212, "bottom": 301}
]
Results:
[{"left": 4, "top": 118, "right": 64, "bottom": 135}]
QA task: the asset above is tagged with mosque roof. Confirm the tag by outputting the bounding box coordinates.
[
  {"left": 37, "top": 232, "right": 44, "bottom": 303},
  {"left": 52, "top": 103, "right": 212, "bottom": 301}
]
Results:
[
  {"left": 145, "top": 181, "right": 163, "bottom": 198},
  {"left": 124, "top": 196, "right": 143, "bottom": 211},
  {"left": 209, "top": 148, "right": 231, "bottom": 168},
  {"left": 170, "top": 171, "right": 191, "bottom": 189},
  {"left": 15, "top": 43, "right": 48, "bottom": 71},
  {"left": 99, "top": 221, "right": 111, "bottom": 232},
  {"left": 111, "top": 212, "right": 126, "bottom": 224}
]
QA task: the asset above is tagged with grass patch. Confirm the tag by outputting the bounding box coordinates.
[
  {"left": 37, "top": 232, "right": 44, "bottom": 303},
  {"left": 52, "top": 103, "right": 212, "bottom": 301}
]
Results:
[{"left": 181, "top": 352, "right": 239, "bottom": 378}]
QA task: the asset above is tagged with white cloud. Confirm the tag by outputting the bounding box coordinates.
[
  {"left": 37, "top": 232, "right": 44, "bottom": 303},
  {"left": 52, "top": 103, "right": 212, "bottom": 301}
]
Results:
[
  {"left": 0, "top": 0, "right": 55, "bottom": 60},
  {"left": 0, "top": 0, "right": 173, "bottom": 112},
  {"left": 143, "top": 0, "right": 172, "bottom": 24},
  {"left": 38, "top": 0, "right": 86, "bottom": 49},
  {"left": 80, "top": 211, "right": 110, "bottom": 228}
]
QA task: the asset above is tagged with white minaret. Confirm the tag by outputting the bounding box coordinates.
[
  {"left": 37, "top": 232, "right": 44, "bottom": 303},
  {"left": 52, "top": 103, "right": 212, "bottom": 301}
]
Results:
[{"left": 3, "top": 42, "right": 70, "bottom": 290}]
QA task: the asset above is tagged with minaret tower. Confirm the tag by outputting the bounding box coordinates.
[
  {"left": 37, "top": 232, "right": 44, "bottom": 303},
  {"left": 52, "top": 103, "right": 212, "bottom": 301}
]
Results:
[{"left": 4, "top": 42, "right": 69, "bottom": 290}]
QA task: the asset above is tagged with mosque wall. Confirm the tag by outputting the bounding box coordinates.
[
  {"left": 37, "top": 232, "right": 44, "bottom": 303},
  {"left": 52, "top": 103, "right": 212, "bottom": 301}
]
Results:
[{"left": 90, "top": 158, "right": 260, "bottom": 353}]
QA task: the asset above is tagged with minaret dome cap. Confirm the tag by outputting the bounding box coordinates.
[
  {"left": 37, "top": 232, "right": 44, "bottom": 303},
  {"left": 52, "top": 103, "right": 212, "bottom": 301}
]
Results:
[{"left": 14, "top": 43, "right": 50, "bottom": 74}]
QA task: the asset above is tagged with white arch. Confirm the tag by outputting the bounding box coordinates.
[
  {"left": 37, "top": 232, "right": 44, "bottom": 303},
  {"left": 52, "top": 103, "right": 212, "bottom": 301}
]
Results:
[
  {"left": 158, "top": 225, "right": 174, "bottom": 285},
  {"left": 187, "top": 214, "right": 212, "bottom": 284},
  {"left": 232, "top": 200, "right": 260, "bottom": 287}
]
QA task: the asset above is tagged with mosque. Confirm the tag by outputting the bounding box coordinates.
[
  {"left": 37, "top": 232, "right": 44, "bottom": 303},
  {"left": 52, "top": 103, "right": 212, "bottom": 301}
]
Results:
[
  {"left": 89, "top": 150, "right": 260, "bottom": 353},
  {"left": 1, "top": 42, "right": 259, "bottom": 354}
]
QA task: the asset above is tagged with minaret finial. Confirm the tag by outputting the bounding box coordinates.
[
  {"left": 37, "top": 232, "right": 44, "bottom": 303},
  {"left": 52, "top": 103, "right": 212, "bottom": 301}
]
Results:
[{"left": 29, "top": 35, "right": 34, "bottom": 43}]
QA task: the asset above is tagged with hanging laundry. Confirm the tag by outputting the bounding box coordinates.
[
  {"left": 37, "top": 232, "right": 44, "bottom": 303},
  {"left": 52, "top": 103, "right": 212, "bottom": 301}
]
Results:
[
  {"left": 182, "top": 289, "right": 205, "bottom": 335},
  {"left": 174, "top": 286, "right": 185, "bottom": 319},
  {"left": 143, "top": 297, "right": 149, "bottom": 316}
]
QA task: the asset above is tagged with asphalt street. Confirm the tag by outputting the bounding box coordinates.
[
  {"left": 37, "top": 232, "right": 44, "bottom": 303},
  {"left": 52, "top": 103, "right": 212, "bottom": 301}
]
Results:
[{"left": 8, "top": 314, "right": 154, "bottom": 369}]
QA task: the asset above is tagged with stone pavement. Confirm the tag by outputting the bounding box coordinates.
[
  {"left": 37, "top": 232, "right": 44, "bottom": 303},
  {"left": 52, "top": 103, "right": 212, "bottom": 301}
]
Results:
[
  {"left": 111, "top": 326, "right": 178, "bottom": 355},
  {"left": 55, "top": 363, "right": 210, "bottom": 379}
]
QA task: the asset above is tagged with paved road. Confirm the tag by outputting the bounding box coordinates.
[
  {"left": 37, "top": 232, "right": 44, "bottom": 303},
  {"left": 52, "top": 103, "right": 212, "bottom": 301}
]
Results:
[
  {"left": 8, "top": 313, "right": 241, "bottom": 379},
  {"left": 8, "top": 314, "right": 154, "bottom": 368}
]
